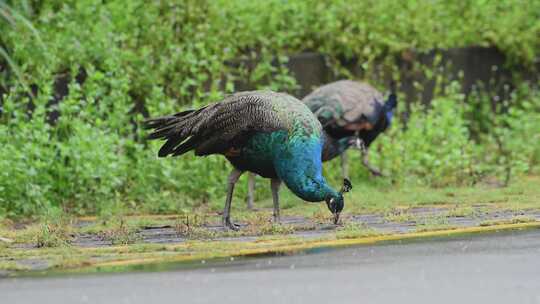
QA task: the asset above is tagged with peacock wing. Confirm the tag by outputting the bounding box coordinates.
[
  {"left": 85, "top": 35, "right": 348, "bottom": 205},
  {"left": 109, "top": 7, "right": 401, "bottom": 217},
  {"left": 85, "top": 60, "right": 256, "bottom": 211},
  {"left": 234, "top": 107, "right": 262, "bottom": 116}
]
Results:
[
  {"left": 304, "top": 80, "right": 385, "bottom": 127},
  {"left": 145, "top": 91, "right": 290, "bottom": 157}
]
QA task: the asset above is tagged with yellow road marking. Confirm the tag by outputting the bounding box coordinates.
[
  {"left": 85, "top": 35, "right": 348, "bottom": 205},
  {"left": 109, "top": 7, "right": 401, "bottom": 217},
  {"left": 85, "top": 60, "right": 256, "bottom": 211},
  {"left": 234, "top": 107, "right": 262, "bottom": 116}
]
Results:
[{"left": 84, "top": 221, "right": 540, "bottom": 270}]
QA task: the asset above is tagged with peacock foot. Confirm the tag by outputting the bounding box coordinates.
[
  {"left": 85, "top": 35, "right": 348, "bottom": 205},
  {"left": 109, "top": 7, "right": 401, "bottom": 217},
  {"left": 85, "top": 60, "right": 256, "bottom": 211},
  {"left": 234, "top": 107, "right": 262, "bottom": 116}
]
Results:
[
  {"left": 369, "top": 168, "right": 385, "bottom": 177},
  {"left": 223, "top": 219, "right": 241, "bottom": 231}
]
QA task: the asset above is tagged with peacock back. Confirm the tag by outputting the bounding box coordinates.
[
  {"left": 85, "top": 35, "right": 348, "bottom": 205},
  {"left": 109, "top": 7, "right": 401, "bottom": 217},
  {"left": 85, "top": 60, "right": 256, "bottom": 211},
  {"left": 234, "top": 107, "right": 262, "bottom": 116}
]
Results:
[{"left": 303, "top": 80, "right": 385, "bottom": 129}]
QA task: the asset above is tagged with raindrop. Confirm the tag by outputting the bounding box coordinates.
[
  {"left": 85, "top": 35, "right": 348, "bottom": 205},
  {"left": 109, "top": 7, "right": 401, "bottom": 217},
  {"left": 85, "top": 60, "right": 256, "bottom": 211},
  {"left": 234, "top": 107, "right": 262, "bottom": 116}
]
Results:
[
  {"left": 268, "top": 260, "right": 272, "bottom": 265},
  {"left": 290, "top": 264, "right": 296, "bottom": 270},
  {"left": 201, "top": 260, "right": 206, "bottom": 264},
  {"left": 230, "top": 257, "right": 235, "bottom": 261},
  {"left": 211, "top": 268, "right": 216, "bottom": 273}
]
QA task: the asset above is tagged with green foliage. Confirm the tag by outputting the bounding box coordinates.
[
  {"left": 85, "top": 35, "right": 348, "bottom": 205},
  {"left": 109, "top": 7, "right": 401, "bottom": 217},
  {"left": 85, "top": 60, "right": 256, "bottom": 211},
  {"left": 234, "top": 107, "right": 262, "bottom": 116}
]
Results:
[
  {"left": 366, "top": 82, "right": 540, "bottom": 187},
  {"left": 0, "top": 0, "right": 539, "bottom": 218},
  {"left": 459, "top": 83, "right": 540, "bottom": 184},
  {"left": 0, "top": 1, "right": 45, "bottom": 96},
  {"left": 371, "top": 83, "right": 477, "bottom": 186},
  {"left": 477, "top": 86, "right": 540, "bottom": 182}
]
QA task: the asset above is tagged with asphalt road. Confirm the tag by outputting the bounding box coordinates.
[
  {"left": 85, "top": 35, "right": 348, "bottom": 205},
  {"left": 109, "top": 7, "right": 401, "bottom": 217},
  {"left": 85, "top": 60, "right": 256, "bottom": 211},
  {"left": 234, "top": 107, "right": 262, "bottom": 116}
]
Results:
[{"left": 2, "top": 229, "right": 540, "bottom": 304}]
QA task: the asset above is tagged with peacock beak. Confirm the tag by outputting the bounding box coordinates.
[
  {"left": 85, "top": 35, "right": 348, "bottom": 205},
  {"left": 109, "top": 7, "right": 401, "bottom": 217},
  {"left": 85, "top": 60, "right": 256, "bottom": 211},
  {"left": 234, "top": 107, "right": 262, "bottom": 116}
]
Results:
[{"left": 333, "top": 212, "right": 341, "bottom": 225}]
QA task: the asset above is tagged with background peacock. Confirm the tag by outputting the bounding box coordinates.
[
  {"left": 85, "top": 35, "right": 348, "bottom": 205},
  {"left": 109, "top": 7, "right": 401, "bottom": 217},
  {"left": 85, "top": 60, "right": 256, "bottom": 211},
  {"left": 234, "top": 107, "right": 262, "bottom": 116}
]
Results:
[
  {"left": 246, "top": 80, "right": 396, "bottom": 209},
  {"left": 144, "top": 91, "right": 351, "bottom": 230}
]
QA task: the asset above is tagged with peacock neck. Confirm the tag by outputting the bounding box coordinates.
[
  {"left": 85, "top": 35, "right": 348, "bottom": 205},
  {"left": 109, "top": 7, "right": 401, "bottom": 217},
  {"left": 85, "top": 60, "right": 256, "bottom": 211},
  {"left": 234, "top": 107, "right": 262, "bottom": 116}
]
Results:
[
  {"left": 274, "top": 135, "right": 339, "bottom": 202},
  {"left": 303, "top": 176, "right": 340, "bottom": 202},
  {"left": 322, "top": 132, "right": 352, "bottom": 162}
]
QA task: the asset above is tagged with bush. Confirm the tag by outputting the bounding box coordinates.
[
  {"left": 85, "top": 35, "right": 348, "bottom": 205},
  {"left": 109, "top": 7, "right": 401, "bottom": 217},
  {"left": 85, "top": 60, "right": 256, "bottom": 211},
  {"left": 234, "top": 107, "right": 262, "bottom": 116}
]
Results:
[
  {"left": 0, "top": 1, "right": 539, "bottom": 217},
  {"left": 365, "top": 83, "right": 475, "bottom": 186},
  {"left": 479, "top": 86, "right": 540, "bottom": 182}
]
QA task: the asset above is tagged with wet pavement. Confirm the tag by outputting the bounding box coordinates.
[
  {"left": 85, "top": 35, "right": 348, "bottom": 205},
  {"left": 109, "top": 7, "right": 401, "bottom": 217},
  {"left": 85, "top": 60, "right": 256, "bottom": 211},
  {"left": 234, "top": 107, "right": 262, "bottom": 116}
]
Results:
[{"left": 2, "top": 229, "right": 540, "bottom": 304}]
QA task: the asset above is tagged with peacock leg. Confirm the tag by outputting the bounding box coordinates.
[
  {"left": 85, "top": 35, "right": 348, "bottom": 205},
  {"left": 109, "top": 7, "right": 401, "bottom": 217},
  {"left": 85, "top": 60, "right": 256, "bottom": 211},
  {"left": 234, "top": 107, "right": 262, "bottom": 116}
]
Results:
[
  {"left": 340, "top": 152, "right": 349, "bottom": 180},
  {"left": 223, "top": 169, "right": 243, "bottom": 230},
  {"left": 360, "top": 146, "right": 383, "bottom": 177},
  {"left": 271, "top": 178, "right": 282, "bottom": 223},
  {"left": 246, "top": 173, "right": 256, "bottom": 210}
]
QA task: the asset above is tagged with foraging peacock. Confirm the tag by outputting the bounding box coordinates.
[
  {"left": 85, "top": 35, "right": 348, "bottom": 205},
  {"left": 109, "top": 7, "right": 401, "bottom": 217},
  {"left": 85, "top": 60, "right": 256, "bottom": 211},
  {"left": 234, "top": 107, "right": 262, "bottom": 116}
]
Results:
[
  {"left": 305, "top": 80, "right": 397, "bottom": 177},
  {"left": 145, "top": 91, "right": 351, "bottom": 230},
  {"left": 246, "top": 81, "right": 396, "bottom": 209}
]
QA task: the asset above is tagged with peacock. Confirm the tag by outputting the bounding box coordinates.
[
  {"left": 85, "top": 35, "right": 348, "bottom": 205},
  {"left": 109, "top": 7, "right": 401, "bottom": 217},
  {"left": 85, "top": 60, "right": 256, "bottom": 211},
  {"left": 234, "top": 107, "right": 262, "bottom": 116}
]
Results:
[
  {"left": 144, "top": 91, "right": 352, "bottom": 230},
  {"left": 246, "top": 80, "right": 396, "bottom": 210}
]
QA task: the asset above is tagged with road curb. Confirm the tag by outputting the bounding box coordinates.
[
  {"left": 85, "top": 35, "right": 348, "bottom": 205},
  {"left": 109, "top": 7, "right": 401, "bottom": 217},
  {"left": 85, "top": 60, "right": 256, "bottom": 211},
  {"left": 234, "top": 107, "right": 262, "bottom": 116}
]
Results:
[{"left": 84, "top": 221, "right": 540, "bottom": 272}]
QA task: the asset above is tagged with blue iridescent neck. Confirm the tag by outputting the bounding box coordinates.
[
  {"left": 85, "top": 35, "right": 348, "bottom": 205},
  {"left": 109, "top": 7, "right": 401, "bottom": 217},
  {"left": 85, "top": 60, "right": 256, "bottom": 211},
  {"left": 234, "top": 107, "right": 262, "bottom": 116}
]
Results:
[
  {"left": 384, "top": 93, "right": 397, "bottom": 125},
  {"left": 385, "top": 109, "right": 394, "bottom": 124},
  {"left": 274, "top": 136, "right": 340, "bottom": 202}
]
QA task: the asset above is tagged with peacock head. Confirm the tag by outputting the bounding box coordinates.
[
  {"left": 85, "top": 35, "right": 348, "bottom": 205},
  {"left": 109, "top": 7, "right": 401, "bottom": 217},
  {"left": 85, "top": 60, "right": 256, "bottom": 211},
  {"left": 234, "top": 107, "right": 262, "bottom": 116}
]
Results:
[{"left": 325, "top": 178, "right": 352, "bottom": 224}]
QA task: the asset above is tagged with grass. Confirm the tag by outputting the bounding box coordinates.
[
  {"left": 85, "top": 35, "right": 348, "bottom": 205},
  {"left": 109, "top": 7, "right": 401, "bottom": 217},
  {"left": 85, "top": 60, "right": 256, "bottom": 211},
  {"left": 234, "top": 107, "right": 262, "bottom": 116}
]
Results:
[
  {"left": 239, "top": 212, "right": 296, "bottom": 236},
  {"left": 0, "top": 261, "right": 31, "bottom": 272},
  {"left": 261, "top": 175, "right": 540, "bottom": 217},
  {"left": 479, "top": 216, "right": 537, "bottom": 227},
  {"left": 1, "top": 176, "right": 539, "bottom": 274},
  {"left": 336, "top": 222, "right": 381, "bottom": 239},
  {"left": 2, "top": 176, "right": 539, "bottom": 244},
  {"left": 442, "top": 206, "right": 482, "bottom": 218},
  {"left": 96, "top": 219, "right": 141, "bottom": 246},
  {"left": 414, "top": 216, "right": 457, "bottom": 233},
  {"left": 383, "top": 210, "right": 417, "bottom": 223},
  {"left": 35, "top": 222, "right": 73, "bottom": 248},
  {"left": 174, "top": 215, "right": 217, "bottom": 240}
]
